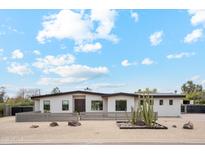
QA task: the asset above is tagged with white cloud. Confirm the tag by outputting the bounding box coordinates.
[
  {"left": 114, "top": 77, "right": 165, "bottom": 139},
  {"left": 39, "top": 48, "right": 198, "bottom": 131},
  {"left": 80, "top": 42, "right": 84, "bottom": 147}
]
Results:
[
  {"left": 90, "top": 9, "right": 118, "bottom": 43},
  {"left": 121, "top": 59, "right": 137, "bottom": 67},
  {"left": 121, "top": 59, "right": 130, "bottom": 67},
  {"left": 33, "top": 50, "right": 41, "bottom": 56},
  {"left": 149, "top": 31, "right": 164, "bottom": 46},
  {"left": 33, "top": 53, "right": 109, "bottom": 85},
  {"left": 141, "top": 58, "right": 154, "bottom": 65},
  {"left": 0, "top": 24, "right": 23, "bottom": 35},
  {"left": 0, "top": 56, "right": 7, "bottom": 61},
  {"left": 7, "top": 63, "right": 32, "bottom": 76},
  {"left": 33, "top": 53, "right": 75, "bottom": 72},
  {"left": 92, "top": 83, "right": 126, "bottom": 89},
  {"left": 37, "top": 77, "right": 87, "bottom": 85},
  {"left": 36, "top": 9, "right": 118, "bottom": 52},
  {"left": 36, "top": 65, "right": 108, "bottom": 85},
  {"left": 130, "top": 11, "right": 139, "bottom": 22},
  {"left": 37, "top": 10, "right": 92, "bottom": 44},
  {"left": 11, "top": 49, "right": 24, "bottom": 59},
  {"left": 191, "top": 75, "right": 200, "bottom": 81},
  {"left": 47, "top": 64, "right": 108, "bottom": 78},
  {"left": 188, "top": 75, "right": 205, "bottom": 86},
  {"left": 75, "top": 42, "right": 102, "bottom": 52},
  {"left": 167, "top": 52, "right": 195, "bottom": 59},
  {"left": 188, "top": 10, "right": 205, "bottom": 27},
  {"left": 184, "top": 29, "right": 203, "bottom": 43},
  {"left": 0, "top": 48, "right": 3, "bottom": 52}
]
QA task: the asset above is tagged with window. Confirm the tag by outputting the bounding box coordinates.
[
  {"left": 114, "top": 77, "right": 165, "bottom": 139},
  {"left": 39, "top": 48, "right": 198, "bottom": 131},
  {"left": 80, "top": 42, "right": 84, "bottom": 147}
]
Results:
[
  {"left": 169, "top": 100, "right": 173, "bottom": 105},
  {"left": 62, "top": 100, "right": 69, "bottom": 111},
  {"left": 91, "top": 100, "right": 103, "bottom": 111},
  {"left": 140, "top": 100, "right": 143, "bottom": 106},
  {"left": 150, "top": 100, "right": 154, "bottom": 105},
  {"left": 140, "top": 100, "right": 153, "bottom": 105},
  {"left": 159, "top": 100, "right": 163, "bottom": 105},
  {"left": 43, "top": 100, "right": 50, "bottom": 112},
  {"left": 115, "top": 100, "right": 127, "bottom": 111}
]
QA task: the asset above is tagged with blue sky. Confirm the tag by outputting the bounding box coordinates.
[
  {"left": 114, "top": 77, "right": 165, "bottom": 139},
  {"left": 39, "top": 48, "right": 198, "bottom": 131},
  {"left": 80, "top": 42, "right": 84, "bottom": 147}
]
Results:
[{"left": 0, "top": 9, "right": 205, "bottom": 96}]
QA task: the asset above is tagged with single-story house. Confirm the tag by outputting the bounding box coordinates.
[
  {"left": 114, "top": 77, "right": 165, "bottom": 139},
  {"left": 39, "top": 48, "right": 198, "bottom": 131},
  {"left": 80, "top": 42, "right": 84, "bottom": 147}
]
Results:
[{"left": 31, "top": 90, "right": 185, "bottom": 117}]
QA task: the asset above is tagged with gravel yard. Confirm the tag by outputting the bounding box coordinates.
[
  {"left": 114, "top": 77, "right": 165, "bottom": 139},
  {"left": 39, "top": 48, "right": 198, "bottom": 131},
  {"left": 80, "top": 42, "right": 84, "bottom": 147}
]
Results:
[{"left": 0, "top": 114, "right": 205, "bottom": 144}]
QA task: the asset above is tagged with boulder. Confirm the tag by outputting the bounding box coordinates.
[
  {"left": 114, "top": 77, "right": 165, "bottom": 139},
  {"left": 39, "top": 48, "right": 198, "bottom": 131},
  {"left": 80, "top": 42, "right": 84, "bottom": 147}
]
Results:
[
  {"left": 49, "top": 122, "right": 59, "bottom": 127},
  {"left": 30, "top": 125, "right": 39, "bottom": 128},
  {"left": 172, "top": 125, "right": 177, "bottom": 128},
  {"left": 183, "top": 121, "right": 194, "bottom": 129},
  {"left": 68, "top": 120, "right": 81, "bottom": 127}
]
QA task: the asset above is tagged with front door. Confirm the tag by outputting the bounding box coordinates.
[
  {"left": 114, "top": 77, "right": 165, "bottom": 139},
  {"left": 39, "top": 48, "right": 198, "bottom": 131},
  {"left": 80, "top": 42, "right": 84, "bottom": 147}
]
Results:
[{"left": 74, "top": 99, "right": 85, "bottom": 112}]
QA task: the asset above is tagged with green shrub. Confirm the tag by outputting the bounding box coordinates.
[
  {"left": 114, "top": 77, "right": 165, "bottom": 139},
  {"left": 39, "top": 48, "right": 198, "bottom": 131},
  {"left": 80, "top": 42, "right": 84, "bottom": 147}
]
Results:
[
  {"left": 195, "top": 100, "right": 205, "bottom": 105},
  {"left": 7, "top": 98, "right": 33, "bottom": 107},
  {"left": 0, "top": 103, "right": 4, "bottom": 117}
]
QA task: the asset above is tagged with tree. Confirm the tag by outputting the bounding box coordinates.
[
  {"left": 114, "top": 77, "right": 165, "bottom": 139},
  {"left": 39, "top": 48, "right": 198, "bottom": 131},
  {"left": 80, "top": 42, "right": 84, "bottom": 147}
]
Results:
[
  {"left": 136, "top": 88, "right": 157, "bottom": 93},
  {"left": 181, "top": 81, "right": 202, "bottom": 94},
  {"left": 0, "top": 87, "right": 6, "bottom": 103},
  {"left": 16, "top": 88, "right": 40, "bottom": 99},
  {"left": 51, "top": 87, "right": 61, "bottom": 94},
  {"left": 181, "top": 80, "right": 203, "bottom": 102},
  {"left": 84, "top": 87, "right": 92, "bottom": 91}
]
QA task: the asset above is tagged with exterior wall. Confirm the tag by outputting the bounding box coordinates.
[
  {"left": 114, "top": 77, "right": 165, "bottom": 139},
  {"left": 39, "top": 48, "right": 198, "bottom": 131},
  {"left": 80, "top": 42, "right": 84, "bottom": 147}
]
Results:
[
  {"left": 35, "top": 93, "right": 106, "bottom": 113},
  {"left": 34, "top": 93, "right": 182, "bottom": 117},
  {"left": 38, "top": 94, "right": 73, "bottom": 113},
  {"left": 85, "top": 94, "right": 105, "bottom": 112},
  {"left": 34, "top": 100, "right": 40, "bottom": 111},
  {"left": 153, "top": 98, "right": 182, "bottom": 116},
  {"left": 107, "top": 95, "right": 135, "bottom": 112}
]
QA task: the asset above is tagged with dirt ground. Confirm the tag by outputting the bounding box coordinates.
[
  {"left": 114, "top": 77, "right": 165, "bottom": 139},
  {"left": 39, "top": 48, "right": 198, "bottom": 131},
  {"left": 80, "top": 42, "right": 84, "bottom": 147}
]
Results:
[{"left": 0, "top": 114, "right": 205, "bottom": 144}]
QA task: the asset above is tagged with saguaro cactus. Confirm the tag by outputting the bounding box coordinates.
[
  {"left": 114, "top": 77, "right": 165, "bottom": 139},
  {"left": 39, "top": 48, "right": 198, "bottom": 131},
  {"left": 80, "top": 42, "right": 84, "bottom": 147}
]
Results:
[
  {"left": 141, "top": 93, "right": 157, "bottom": 126},
  {"left": 130, "top": 92, "right": 157, "bottom": 126}
]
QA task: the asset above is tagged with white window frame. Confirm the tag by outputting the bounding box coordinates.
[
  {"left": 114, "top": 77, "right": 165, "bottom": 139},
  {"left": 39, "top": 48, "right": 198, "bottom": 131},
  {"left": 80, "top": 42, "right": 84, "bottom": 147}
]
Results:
[{"left": 62, "top": 100, "right": 69, "bottom": 111}]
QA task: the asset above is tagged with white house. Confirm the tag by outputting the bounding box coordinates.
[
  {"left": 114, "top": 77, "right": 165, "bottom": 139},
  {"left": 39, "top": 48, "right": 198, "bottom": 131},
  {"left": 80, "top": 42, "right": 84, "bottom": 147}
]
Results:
[{"left": 31, "top": 90, "right": 184, "bottom": 117}]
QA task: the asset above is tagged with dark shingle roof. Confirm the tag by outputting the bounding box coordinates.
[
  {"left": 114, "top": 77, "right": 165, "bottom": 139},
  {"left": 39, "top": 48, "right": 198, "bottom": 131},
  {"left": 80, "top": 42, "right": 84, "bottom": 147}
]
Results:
[
  {"left": 31, "top": 90, "right": 185, "bottom": 99},
  {"left": 31, "top": 90, "right": 107, "bottom": 99}
]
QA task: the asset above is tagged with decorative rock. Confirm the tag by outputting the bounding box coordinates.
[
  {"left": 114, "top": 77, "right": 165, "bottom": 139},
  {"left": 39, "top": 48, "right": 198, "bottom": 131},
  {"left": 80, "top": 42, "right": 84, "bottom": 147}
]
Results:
[
  {"left": 172, "top": 125, "right": 177, "bottom": 128},
  {"left": 68, "top": 120, "right": 81, "bottom": 127},
  {"left": 30, "top": 125, "right": 39, "bottom": 128},
  {"left": 49, "top": 122, "right": 59, "bottom": 127},
  {"left": 183, "top": 121, "right": 194, "bottom": 129}
]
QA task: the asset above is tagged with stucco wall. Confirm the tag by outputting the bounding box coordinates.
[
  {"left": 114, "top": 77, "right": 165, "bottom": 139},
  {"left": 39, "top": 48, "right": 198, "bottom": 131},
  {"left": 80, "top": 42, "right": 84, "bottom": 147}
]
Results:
[
  {"left": 107, "top": 95, "right": 135, "bottom": 112},
  {"left": 153, "top": 98, "right": 182, "bottom": 116},
  {"left": 38, "top": 94, "right": 73, "bottom": 113},
  {"left": 34, "top": 100, "right": 40, "bottom": 111},
  {"left": 34, "top": 93, "right": 182, "bottom": 117},
  {"left": 85, "top": 94, "right": 105, "bottom": 112}
]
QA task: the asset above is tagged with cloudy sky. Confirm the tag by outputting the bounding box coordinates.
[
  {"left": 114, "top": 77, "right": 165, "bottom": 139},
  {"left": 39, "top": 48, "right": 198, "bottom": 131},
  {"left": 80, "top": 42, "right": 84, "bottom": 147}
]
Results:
[{"left": 0, "top": 10, "right": 205, "bottom": 96}]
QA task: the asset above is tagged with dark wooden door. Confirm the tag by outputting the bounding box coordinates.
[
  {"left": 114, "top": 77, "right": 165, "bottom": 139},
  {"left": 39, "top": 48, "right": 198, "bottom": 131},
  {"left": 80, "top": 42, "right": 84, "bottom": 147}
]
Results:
[{"left": 75, "top": 99, "right": 85, "bottom": 112}]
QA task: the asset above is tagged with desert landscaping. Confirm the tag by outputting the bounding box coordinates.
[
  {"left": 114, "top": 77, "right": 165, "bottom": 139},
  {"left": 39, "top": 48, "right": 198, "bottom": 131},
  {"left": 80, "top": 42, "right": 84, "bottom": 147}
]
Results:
[{"left": 0, "top": 114, "right": 205, "bottom": 144}]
